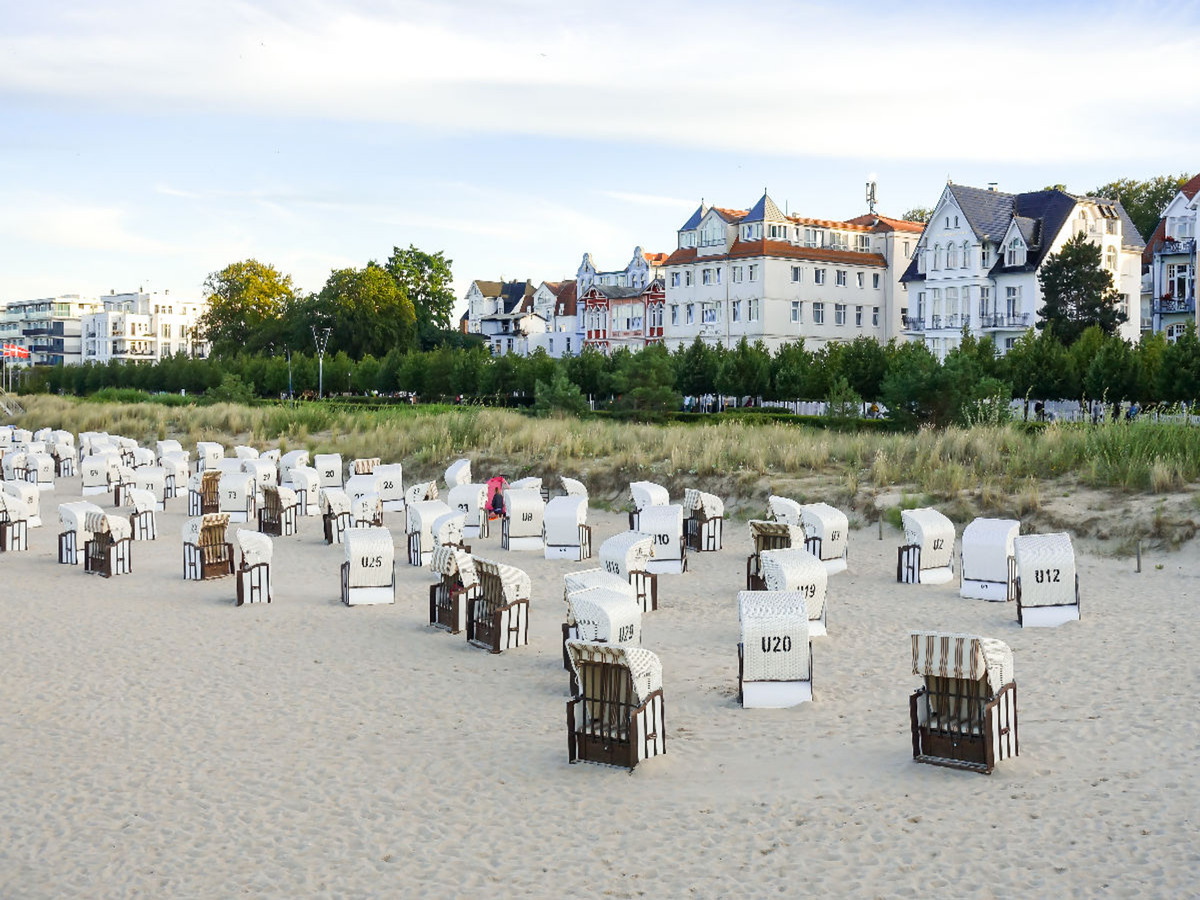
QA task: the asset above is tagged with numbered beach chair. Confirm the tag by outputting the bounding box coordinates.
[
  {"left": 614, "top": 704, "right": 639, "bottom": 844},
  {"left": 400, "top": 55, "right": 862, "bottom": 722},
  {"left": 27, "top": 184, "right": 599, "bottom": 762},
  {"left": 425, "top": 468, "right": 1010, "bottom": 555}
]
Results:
[
  {"left": 501, "top": 487, "right": 545, "bottom": 551},
  {"left": 58, "top": 500, "right": 104, "bottom": 563},
  {"left": 375, "top": 463, "right": 404, "bottom": 512},
  {"left": 111, "top": 464, "right": 138, "bottom": 507},
  {"left": 510, "top": 475, "right": 546, "bottom": 503},
  {"left": 598, "top": 531, "right": 658, "bottom": 612},
  {"left": 279, "top": 450, "right": 310, "bottom": 489},
  {"left": 352, "top": 492, "right": 385, "bottom": 529},
  {"left": 80, "top": 452, "right": 119, "bottom": 496},
  {"left": 187, "top": 470, "right": 221, "bottom": 516},
  {"left": 160, "top": 452, "right": 189, "bottom": 499},
  {"left": 52, "top": 440, "right": 77, "bottom": 478},
  {"left": 564, "top": 587, "right": 643, "bottom": 682},
  {"left": 242, "top": 458, "right": 277, "bottom": 503},
  {"left": 156, "top": 439, "right": 183, "bottom": 464},
  {"left": 407, "top": 499, "right": 454, "bottom": 566},
  {"left": 132, "top": 467, "right": 167, "bottom": 511},
  {"left": 25, "top": 452, "right": 55, "bottom": 491},
  {"left": 759, "top": 548, "right": 829, "bottom": 636},
  {"left": 235, "top": 530, "right": 272, "bottom": 605},
  {"left": 960, "top": 518, "right": 1020, "bottom": 601},
  {"left": 3, "top": 480, "right": 40, "bottom": 528},
  {"left": 83, "top": 512, "right": 133, "bottom": 577},
  {"left": 738, "top": 591, "right": 813, "bottom": 708},
  {"left": 2, "top": 449, "right": 28, "bottom": 483},
  {"left": 403, "top": 482, "right": 439, "bottom": 528},
  {"left": 897, "top": 508, "right": 956, "bottom": 585},
  {"left": 560, "top": 476, "right": 588, "bottom": 500},
  {"left": 800, "top": 502, "right": 849, "bottom": 575},
  {"left": 351, "top": 456, "right": 380, "bottom": 477},
  {"left": 196, "top": 441, "right": 224, "bottom": 472},
  {"left": 444, "top": 458, "right": 471, "bottom": 490},
  {"left": 126, "top": 488, "right": 158, "bottom": 541},
  {"left": 562, "top": 569, "right": 640, "bottom": 668},
  {"left": 341, "top": 526, "right": 396, "bottom": 606},
  {"left": 0, "top": 490, "right": 30, "bottom": 552},
  {"left": 1013, "top": 533, "right": 1080, "bottom": 627},
  {"left": 289, "top": 465, "right": 321, "bottom": 517},
  {"left": 448, "top": 482, "right": 489, "bottom": 539},
  {"left": 432, "top": 509, "right": 468, "bottom": 552},
  {"left": 183, "top": 513, "right": 234, "bottom": 580},
  {"left": 767, "top": 494, "right": 803, "bottom": 525},
  {"left": 322, "top": 489, "right": 353, "bottom": 544},
  {"left": 429, "top": 545, "right": 479, "bottom": 634},
  {"left": 258, "top": 484, "right": 299, "bottom": 536},
  {"left": 543, "top": 495, "right": 591, "bottom": 561},
  {"left": 313, "top": 453, "right": 343, "bottom": 490},
  {"left": 219, "top": 470, "right": 256, "bottom": 523},
  {"left": 746, "top": 520, "right": 805, "bottom": 590},
  {"left": 628, "top": 480, "right": 669, "bottom": 530},
  {"left": 233, "top": 444, "right": 259, "bottom": 461},
  {"left": 683, "top": 489, "right": 724, "bottom": 552},
  {"left": 909, "top": 631, "right": 1018, "bottom": 774},
  {"left": 345, "top": 471, "right": 381, "bottom": 509},
  {"left": 130, "top": 447, "right": 155, "bottom": 470},
  {"left": 468, "top": 558, "right": 531, "bottom": 652},
  {"left": 566, "top": 641, "right": 666, "bottom": 770},
  {"left": 640, "top": 504, "right": 686, "bottom": 575}
]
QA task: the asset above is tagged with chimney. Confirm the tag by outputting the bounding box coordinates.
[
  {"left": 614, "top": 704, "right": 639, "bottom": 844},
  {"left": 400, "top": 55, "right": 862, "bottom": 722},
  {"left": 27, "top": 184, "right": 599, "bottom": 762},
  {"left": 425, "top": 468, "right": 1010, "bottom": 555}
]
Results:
[{"left": 988, "top": 182, "right": 998, "bottom": 192}]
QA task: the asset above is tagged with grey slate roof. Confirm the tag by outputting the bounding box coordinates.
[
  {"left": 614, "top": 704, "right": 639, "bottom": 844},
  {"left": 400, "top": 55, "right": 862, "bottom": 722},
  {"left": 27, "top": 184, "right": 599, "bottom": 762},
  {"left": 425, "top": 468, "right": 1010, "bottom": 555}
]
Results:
[
  {"left": 742, "top": 192, "right": 786, "bottom": 224},
  {"left": 590, "top": 285, "right": 644, "bottom": 300},
  {"left": 947, "top": 183, "right": 1016, "bottom": 241},
  {"left": 679, "top": 204, "right": 706, "bottom": 232}
]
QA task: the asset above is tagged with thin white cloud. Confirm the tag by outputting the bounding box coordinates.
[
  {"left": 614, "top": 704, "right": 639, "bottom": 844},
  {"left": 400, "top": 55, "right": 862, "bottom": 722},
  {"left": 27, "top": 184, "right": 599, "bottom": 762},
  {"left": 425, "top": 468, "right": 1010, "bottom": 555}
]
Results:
[
  {"left": 597, "top": 190, "right": 697, "bottom": 210},
  {"left": 0, "top": 198, "right": 177, "bottom": 255}
]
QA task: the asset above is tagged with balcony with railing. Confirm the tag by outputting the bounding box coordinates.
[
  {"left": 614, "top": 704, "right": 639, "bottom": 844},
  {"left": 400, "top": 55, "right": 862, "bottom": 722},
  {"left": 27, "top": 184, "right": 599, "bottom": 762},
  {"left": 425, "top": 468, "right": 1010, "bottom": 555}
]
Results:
[
  {"left": 979, "top": 312, "right": 1031, "bottom": 329},
  {"left": 1158, "top": 238, "right": 1196, "bottom": 256},
  {"left": 1152, "top": 295, "right": 1196, "bottom": 315},
  {"left": 928, "top": 314, "right": 969, "bottom": 330},
  {"left": 903, "top": 316, "right": 925, "bottom": 332}
]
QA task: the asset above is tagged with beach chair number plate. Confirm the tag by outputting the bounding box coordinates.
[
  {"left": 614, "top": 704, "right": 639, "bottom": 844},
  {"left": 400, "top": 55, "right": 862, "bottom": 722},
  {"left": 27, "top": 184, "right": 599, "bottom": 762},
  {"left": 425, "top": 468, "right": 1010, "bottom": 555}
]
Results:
[
  {"left": 604, "top": 561, "right": 621, "bottom": 574},
  {"left": 932, "top": 539, "right": 945, "bottom": 550},
  {"left": 522, "top": 512, "right": 533, "bottom": 522},
  {"left": 1034, "top": 568, "right": 1061, "bottom": 583},
  {"left": 761, "top": 636, "right": 793, "bottom": 652},
  {"left": 361, "top": 555, "right": 385, "bottom": 568},
  {"left": 617, "top": 625, "right": 635, "bottom": 642}
]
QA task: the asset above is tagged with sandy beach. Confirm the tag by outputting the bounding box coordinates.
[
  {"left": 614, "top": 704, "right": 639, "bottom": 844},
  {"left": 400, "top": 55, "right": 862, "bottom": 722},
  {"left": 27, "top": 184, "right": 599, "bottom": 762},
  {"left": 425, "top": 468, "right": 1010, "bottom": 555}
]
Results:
[{"left": 2, "top": 471, "right": 1198, "bottom": 899}]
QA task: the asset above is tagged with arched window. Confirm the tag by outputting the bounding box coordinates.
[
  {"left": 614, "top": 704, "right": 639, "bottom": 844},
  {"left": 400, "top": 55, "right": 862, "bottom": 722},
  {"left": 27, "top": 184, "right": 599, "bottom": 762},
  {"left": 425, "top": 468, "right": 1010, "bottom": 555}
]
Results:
[
  {"left": 933, "top": 245, "right": 943, "bottom": 269},
  {"left": 1105, "top": 246, "right": 1117, "bottom": 272},
  {"left": 962, "top": 241, "right": 971, "bottom": 268},
  {"left": 947, "top": 243, "right": 958, "bottom": 268}
]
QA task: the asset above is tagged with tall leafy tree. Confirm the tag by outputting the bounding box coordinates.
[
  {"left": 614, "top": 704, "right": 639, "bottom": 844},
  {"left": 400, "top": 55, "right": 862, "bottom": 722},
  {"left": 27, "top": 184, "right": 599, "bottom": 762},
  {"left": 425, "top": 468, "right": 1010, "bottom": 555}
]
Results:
[
  {"left": 385, "top": 246, "right": 456, "bottom": 346},
  {"left": 1157, "top": 324, "right": 1200, "bottom": 404},
  {"left": 313, "top": 263, "right": 416, "bottom": 358},
  {"left": 1002, "top": 326, "right": 1073, "bottom": 403},
  {"left": 901, "top": 207, "right": 932, "bottom": 224},
  {"left": 770, "top": 340, "right": 815, "bottom": 400},
  {"left": 197, "top": 259, "right": 298, "bottom": 357},
  {"left": 1090, "top": 174, "right": 1191, "bottom": 243},
  {"left": 1036, "top": 233, "right": 1126, "bottom": 346}
]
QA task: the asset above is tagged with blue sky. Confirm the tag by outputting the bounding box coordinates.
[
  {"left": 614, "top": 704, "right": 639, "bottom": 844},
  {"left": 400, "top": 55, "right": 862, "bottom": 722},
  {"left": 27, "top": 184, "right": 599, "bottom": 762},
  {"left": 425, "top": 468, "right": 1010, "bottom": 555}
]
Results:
[{"left": 2, "top": 0, "right": 1198, "bottom": 321}]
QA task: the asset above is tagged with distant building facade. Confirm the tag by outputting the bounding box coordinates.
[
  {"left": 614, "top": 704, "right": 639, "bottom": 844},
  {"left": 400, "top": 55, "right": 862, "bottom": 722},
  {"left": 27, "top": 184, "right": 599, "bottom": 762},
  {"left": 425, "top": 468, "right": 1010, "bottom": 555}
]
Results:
[
  {"left": 0, "top": 294, "right": 100, "bottom": 367},
  {"left": 82, "top": 291, "right": 209, "bottom": 363},
  {"left": 1142, "top": 173, "right": 1200, "bottom": 341},
  {"left": 581, "top": 279, "right": 665, "bottom": 353}
]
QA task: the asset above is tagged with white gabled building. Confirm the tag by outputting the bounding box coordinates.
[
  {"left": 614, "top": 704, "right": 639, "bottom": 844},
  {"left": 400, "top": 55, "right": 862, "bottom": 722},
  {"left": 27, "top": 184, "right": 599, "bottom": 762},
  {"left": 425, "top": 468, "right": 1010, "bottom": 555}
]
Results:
[
  {"left": 463, "top": 279, "right": 539, "bottom": 356},
  {"left": 82, "top": 290, "right": 209, "bottom": 363},
  {"left": 661, "top": 191, "right": 922, "bottom": 352},
  {"left": 1142, "top": 173, "right": 1199, "bottom": 341},
  {"left": 900, "top": 183, "right": 1145, "bottom": 359},
  {"left": 525, "top": 280, "right": 582, "bottom": 358}
]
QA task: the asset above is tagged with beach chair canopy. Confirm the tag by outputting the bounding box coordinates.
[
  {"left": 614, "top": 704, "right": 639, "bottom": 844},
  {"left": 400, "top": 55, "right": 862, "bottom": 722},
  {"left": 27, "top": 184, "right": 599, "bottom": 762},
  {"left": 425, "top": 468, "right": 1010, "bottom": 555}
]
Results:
[
  {"left": 474, "top": 557, "right": 532, "bottom": 603},
  {"left": 738, "top": 591, "right": 811, "bottom": 682},
  {"left": 563, "top": 568, "right": 638, "bottom": 604},
  {"left": 759, "top": 548, "right": 828, "bottom": 618},
  {"left": 432, "top": 510, "right": 466, "bottom": 547},
  {"left": 801, "top": 502, "right": 849, "bottom": 559},
  {"left": 503, "top": 488, "right": 544, "bottom": 536},
  {"left": 313, "top": 453, "right": 343, "bottom": 487},
  {"left": 567, "top": 587, "right": 643, "bottom": 644},
  {"left": 566, "top": 641, "right": 662, "bottom": 705},
  {"left": 131, "top": 447, "right": 155, "bottom": 468},
  {"left": 684, "top": 488, "right": 724, "bottom": 518},
  {"left": 598, "top": 531, "right": 655, "bottom": 578},
  {"left": 431, "top": 545, "right": 478, "bottom": 588},
  {"left": 445, "top": 458, "right": 471, "bottom": 488},
  {"left": 767, "top": 495, "right": 803, "bottom": 525},
  {"left": 911, "top": 631, "right": 1013, "bottom": 694},
  {"left": 86, "top": 511, "right": 132, "bottom": 542},
  {"left": 59, "top": 501, "right": 104, "bottom": 535},
  {"left": 260, "top": 449, "right": 280, "bottom": 465},
  {"left": 408, "top": 499, "right": 452, "bottom": 537},
  {"left": 1012, "top": 533, "right": 1076, "bottom": 608},
  {"left": 322, "top": 489, "right": 351, "bottom": 516},
  {"left": 161, "top": 453, "right": 189, "bottom": 480},
  {"left": 343, "top": 527, "right": 395, "bottom": 587},
  {"left": 405, "top": 481, "right": 438, "bottom": 507},
  {"left": 902, "top": 508, "right": 955, "bottom": 569},
  {"left": 544, "top": 495, "right": 586, "bottom": 544},
  {"left": 962, "top": 518, "right": 1020, "bottom": 584},
  {"left": 196, "top": 442, "right": 225, "bottom": 468},
  {"left": 352, "top": 457, "right": 380, "bottom": 475},
  {"left": 134, "top": 466, "right": 166, "bottom": 494},
  {"left": 279, "top": 450, "right": 310, "bottom": 480},
  {"left": 125, "top": 488, "right": 158, "bottom": 514},
  {"left": 289, "top": 465, "right": 320, "bottom": 495},
  {"left": 509, "top": 476, "right": 542, "bottom": 493},
  {"left": 748, "top": 519, "right": 804, "bottom": 548},
  {"left": 81, "top": 452, "right": 120, "bottom": 487},
  {"left": 236, "top": 529, "right": 273, "bottom": 566},
  {"left": 560, "top": 476, "right": 588, "bottom": 499},
  {"left": 155, "top": 440, "right": 183, "bottom": 461},
  {"left": 345, "top": 473, "right": 381, "bottom": 503},
  {"left": 2, "top": 481, "right": 38, "bottom": 518},
  {"left": 374, "top": 464, "right": 403, "bottom": 502},
  {"left": 448, "top": 483, "right": 487, "bottom": 518},
  {"left": 629, "top": 481, "right": 669, "bottom": 511},
  {"left": 233, "top": 445, "right": 259, "bottom": 460}
]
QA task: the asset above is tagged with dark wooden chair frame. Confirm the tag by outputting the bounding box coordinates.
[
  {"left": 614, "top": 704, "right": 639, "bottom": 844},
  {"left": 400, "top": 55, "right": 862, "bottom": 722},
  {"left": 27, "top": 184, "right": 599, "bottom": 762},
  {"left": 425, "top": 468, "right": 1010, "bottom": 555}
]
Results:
[
  {"left": 685, "top": 510, "right": 723, "bottom": 552},
  {"left": 84, "top": 531, "right": 133, "bottom": 578},
  {"left": 567, "top": 658, "right": 665, "bottom": 770},
  {"left": 467, "top": 571, "right": 529, "bottom": 653},
  {"left": 746, "top": 531, "right": 795, "bottom": 590},
  {"left": 184, "top": 528, "right": 235, "bottom": 580},
  {"left": 910, "top": 677, "right": 1019, "bottom": 775},
  {"left": 236, "top": 555, "right": 271, "bottom": 606},
  {"left": 428, "top": 573, "right": 480, "bottom": 634},
  {"left": 258, "top": 487, "right": 298, "bottom": 537}
]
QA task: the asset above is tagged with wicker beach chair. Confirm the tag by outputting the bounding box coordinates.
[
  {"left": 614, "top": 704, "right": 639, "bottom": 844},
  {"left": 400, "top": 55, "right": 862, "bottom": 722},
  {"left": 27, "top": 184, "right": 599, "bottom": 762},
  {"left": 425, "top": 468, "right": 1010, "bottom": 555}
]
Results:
[
  {"left": 341, "top": 526, "right": 396, "bottom": 605},
  {"left": 444, "top": 458, "right": 471, "bottom": 490},
  {"left": 897, "top": 508, "right": 956, "bottom": 585},
  {"left": 501, "top": 487, "right": 545, "bottom": 552},
  {"left": 403, "top": 481, "right": 439, "bottom": 526},
  {"left": 738, "top": 591, "right": 813, "bottom": 707},
  {"left": 799, "top": 502, "right": 849, "bottom": 575},
  {"left": 560, "top": 476, "right": 588, "bottom": 500},
  {"left": 196, "top": 441, "right": 224, "bottom": 472},
  {"left": 160, "top": 452, "right": 188, "bottom": 499},
  {"left": 126, "top": 488, "right": 158, "bottom": 541},
  {"left": 759, "top": 548, "right": 829, "bottom": 636},
  {"left": 242, "top": 458, "right": 277, "bottom": 502},
  {"left": 561, "top": 569, "right": 640, "bottom": 669},
  {"left": 58, "top": 500, "right": 104, "bottom": 563},
  {"left": 257, "top": 484, "right": 299, "bottom": 536},
  {"left": 25, "top": 452, "right": 56, "bottom": 490},
  {"left": 219, "top": 470, "right": 256, "bottom": 523},
  {"left": 2, "top": 480, "right": 40, "bottom": 529},
  {"left": 746, "top": 520, "right": 804, "bottom": 590},
  {"left": 566, "top": 640, "right": 665, "bottom": 770},
  {"left": 155, "top": 439, "right": 182, "bottom": 464},
  {"left": 352, "top": 492, "right": 385, "bottom": 529},
  {"left": 374, "top": 463, "right": 404, "bottom": 512},
  {"left": 683, "top": 488, "right": 724, "bottom": 552},
  {"left": 132, "top": 466, "right": 167, "bottom": 511},
  {"left": 1013, "top": 533, "right": 1080, "bottom": 627},
  {"left": 448, "top": 482, "right": 489, "bottom": 539},
  {"left": 183, "top": 513, "right": 234, "bottom": 580},
  {"left": 910, "top": 631, "right": 1018, "bottom": 774},
  {"left": 83, "top": 511, "right": 133, "bottom": 577},
  {"left": 313, "top": 453, "right": 343, "bottom": 490},
  {"left": 766, "top": 494, "right": 803, "bottom": 525},
  {"left": 351, "top": 457, "right": 380, "bottom": 477},
  {"left": 598, "top": 531, "right": 658, "bottom": 612},
  {"left": 187, "top": 470, "right": 222, "bottom": 516},
  {"left": 628, "top": 480, "right": 669, "bottom": 530},
  {"left": 428, "top": 545, "right": 479, "bottom": 633},
  {"left": 543, "top": 495, "right": 591, "bottom": 561},
  {"left": 407, "top": 499, "right": 454, "bottom": 566},
  {"left": 468, "top": 557, "right": 531, "bottom": 652},
  {"left": 564, "top": 587, "right": 642, "bottom": 684},
  {"left": 80, "top": 452, "right": 120, "bottom": 497},
  {"left": 279, "top": 450, "right": 310, "bottom": 488},
  {"left": 51, "top": 440, "right": 77, "bottom": 478},
  {"left": 640, "top": 504, "right": 687, "bottom": 575},
  {"left": 509, "top": 475, "right": 547, "bottom": 503},
  {"left": 0, "top": 489, "right": 29, "bottom": 552},
  {"left": 322, "top": 489, "right": 353, "bottom": 544},
  {"left": 235, "top": 529, "right": 273, "bottom": 605},
  {"left": 289, "top": 465, "right": 321, "bottom": 517},
  {"left": 960, "top": 518, "right": 1020, "bottom": 601}
]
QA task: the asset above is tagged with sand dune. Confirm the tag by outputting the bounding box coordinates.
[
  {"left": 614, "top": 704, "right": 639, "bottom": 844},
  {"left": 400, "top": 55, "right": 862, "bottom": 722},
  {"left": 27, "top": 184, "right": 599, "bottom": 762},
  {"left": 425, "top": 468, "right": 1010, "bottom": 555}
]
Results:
[{"left": 1, "top": 473, "right": 1197, "bottom": 898}]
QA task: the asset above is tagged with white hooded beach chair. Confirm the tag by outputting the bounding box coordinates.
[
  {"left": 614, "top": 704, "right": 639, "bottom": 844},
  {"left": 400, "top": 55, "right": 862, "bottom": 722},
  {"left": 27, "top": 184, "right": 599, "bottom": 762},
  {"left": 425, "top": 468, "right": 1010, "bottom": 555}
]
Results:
[
  {"left": 126, "top": 488, "right": 158, "bottom": 541},
  {"left": 196, "top": 441, "right": 224, "bottom": 472},
  {"left": 746, "top": 520, "right": 804, "bottom": 590},
  {"left": 1013, "top": 533, "right": 1080, "bottom": 627},
  {"left": 156, "top": 439, "right": 182, "bottom": 464},
  {"left": 353, "top": 492, "right": 385, "bottom": 529},
  {"left": 51, "top": 441, "right": 77, "bottom": 478},
  {"left": 160, "top": 452, "right": 189, "bottom": 499},
  {"left": 234, "top": 445, "right": 259, "bottom": 461},
  {"left": 313, "top": 453, "right": 343, "bottom": 490},
  {"left": 242, "top": 458, "right": 277, "bottom": 502},
  {"left": 759, "top": 549, "right": 829, "bottom": 636},
  {"left": 235, "top": 529, "right": 273, "bottom": 605},
  {"left": 501, "top": 487, "right": 545, "bottom": 552},
  {"left": 407, "top": 499, "right": 454, "bottom": 566},
  {"left": 628, "top": 480, "right": 669, "bottom": 530},
  {"left": 897, "top": 508, "right": 955, "bottom": 585},
  {"left": 429, "top": 545, "right": 479, "bottom": 633},
  {"left": 183, "top": 513, "right": 234, "bottom": 580},
  {"left": 3, "top": 480, "right": 40, "bottom": 529},
  {"left": 564, "top": 587, "right": 643, "bottom": 685},
  {"left": 25, "top": 452, "right": 55, "bottom": 491},
  {"left": 543, "top": 495, "right": 591, "bottom": 561},
  {"left": 431, "top": 509, "right": 467, "bottom": 552},
  {"left": 219, "top": 470, "right": 256, "bottom": 523},
  {"left": 345, "top": 472, "right": 381, "bottom": 506},
  {"left": 469, "top": 557, "right": 531, "bottom": 652},
  {"left": 289, "top": 465, "right": 321, "bottom": 517},
  {"left": 132, "top": 467, "right": 167, "bottom": 510},
  {"left": 58, "top": 500, "right": 104, "bottom": 563},
  {"left": 738, "top": 591, "right": 813, "bottom": 708},
  {"left": 257, "top": 484, "right": 299, "bottom": 536},
  {"left": 444, "top": 458, "right": 471, "bottom": 490},
  {"left": 0, "top": 490, "right": 29, "bottom": 552},
  {"left": 130, "top": 447, "right": 155, "bottom": 469},
  {"left": 403, "top": 481, "right": 438, "bottom": 529},
  {"left": 639, "top": 504, "right": 686, "bottom": 575},
  {"left": 375, "top": 463, "right": 404, "bottom": 512},
  {"left": 188, "top": 470, "right": 222, "bottom": 516},
  {"left": 279, "top": 450, "right": 310, "bottom": 488},
  {"left": 2, "top": 449, "right": 28, "bottom": 483},
  {"left": 910, "top": 631, "right": 1018, "bottom": 774},
  {"left": 80, "top": 452, "right": 119, "bottom": 497},
  {"left": 341, "top": 526, "right": 396, "bottom": 606},
  {"left": 322, "top": 489, "right": 353, "bottom": 544},
  {"left": 83, "top": 512, "right": 133, "bottom": 577},
  {"left": 566, "top": 641, "right": 665, "bottom": 770},
  {"left": 800, "top": 502, "right": 849, "bottom": 575},
  {"left": 509, "top": 475, "right": 546, "bottom": 502},
  {"left": 448, "top": 482, "right": 489, "bottom": 539},
  {"left": 683, "top": 489, "right": 724, "bottom": 552},
  {"left": 561, "top": 569, "right": 640, "bottom": 668},
  {"left": 111, "top": 464, "right": 138, "bottom": 507},
  {"left": 351, "top": 457, "right": 380, "bottom": 477},
  {"left": 598, "top": 531, "right": 658, "bottom": 612},
  {"left": 960, "top": 518, "right": 1020, "bottom": 601},
  {"left": 767, "top": 494, "right": 803, "bottom": 526},
  {"left": 560, "top": 476, "right": 588, "bottom": 500}
]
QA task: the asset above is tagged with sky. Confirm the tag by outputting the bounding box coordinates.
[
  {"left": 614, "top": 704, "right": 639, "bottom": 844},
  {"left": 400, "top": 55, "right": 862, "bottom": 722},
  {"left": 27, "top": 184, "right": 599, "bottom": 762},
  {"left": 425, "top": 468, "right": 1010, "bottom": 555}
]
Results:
[{"left": 2, "top": 0, "right": 1199, "bottom": 323}]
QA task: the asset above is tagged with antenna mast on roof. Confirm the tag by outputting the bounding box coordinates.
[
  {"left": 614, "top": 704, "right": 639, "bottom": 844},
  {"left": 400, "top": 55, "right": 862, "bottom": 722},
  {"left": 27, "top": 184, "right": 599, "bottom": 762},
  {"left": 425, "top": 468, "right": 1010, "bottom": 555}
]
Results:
[{"left": 866, "top": 180, "right": 877, "bottom": 215}]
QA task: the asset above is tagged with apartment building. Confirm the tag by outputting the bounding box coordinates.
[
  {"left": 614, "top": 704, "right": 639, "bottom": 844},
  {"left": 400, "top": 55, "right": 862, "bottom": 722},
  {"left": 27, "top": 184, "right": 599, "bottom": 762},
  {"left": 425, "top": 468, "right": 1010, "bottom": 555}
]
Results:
[
  {"left": 1142, "top": 173, "right": 1200, "bottom": 341},
  {"left": 0, "top": 295, "right": 100, "bottom": 367},
  {"left": 82, "top": 291, "right": 209, "bottom": 363}
]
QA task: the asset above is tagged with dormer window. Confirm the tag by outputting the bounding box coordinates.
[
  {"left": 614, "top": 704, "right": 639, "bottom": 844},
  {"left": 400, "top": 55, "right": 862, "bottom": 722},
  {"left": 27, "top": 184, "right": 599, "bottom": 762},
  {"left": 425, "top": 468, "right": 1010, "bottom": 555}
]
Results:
[
  {"left": 1006, "top": 237, "right": 1026, "bottom": 266},
  {"left": 700, "top": 218, "right": 725, "bottom": 246}
]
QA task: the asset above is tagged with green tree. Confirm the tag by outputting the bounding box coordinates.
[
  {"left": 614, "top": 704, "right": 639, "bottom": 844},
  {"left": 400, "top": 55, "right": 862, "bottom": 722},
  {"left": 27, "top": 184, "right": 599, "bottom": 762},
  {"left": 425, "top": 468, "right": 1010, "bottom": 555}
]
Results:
[
  {"left": 902, "top": 207, "right": 932, "bottom": 224},
  {"left": 1036, "top": 233, "right": 1126, "bottom": 346},
  {"left": 533, "top": 368, "right": 589, "bottom": 417},
  {"left": 612, "top": 345, "right": 680, "bottom": 416},
  {"left": 1157, "top": 324, "right": 1200, "bottom": 403},
  {"left": 384, "top": 246, "right": 457, "bottom": 347},
  {"left": 771, "top": 340, "right": 815, "bottom": 400},
  {"left": 715, "top": 338, "right": 771, "bottom": 400},
  {"left": 879, "top": 341, "right": 945, "bottom": 426},
  {"left": 1002, "top": 326, "right": 1072, "bottom": 406},
  {"left": 1090, "top": 174, "right": 1191, "bottom": 244},
  {"left": 1083, "top": 336, "right": 1138, "bottom": 403},
  {"left": 674, "top": 338, "right": 719, "bottom": 396},
  {"left": 197, "top": 259, "right": 298, "bottom": 357},
  {"left": 314, "top": 264, "right": 417, "bottom": 358}
]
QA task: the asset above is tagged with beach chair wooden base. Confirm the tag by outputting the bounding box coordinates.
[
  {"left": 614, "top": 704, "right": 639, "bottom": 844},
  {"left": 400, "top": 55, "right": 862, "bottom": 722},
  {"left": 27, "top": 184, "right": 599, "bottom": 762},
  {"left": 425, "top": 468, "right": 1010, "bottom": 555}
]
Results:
[
  {"left": 0, "top": 520, "right": 29, "bottom": 552},
  {"left": 236, "top": 562, "right": 271, "bottom": 605},
  {"left": 428, "top": 576, "right": 477, "bottom": 633},
  {"left": 130, "top": 510, "right": 156, "bottom": 541},
  {"left": 910, "top": 681, "right": 1018, "bottom": 775},
  {"left": 567, "top": 674, "right": 665, "bottom": 770},
  {"left": 467, "top": 596, "right": 529, "bottom": 653},
  {"left": 323, "top": 511, "right": 351, "bottom": 545},
  {"left": 84, "top": 536, "right": 132, "bottom": 578},
  {"left": 341, "top": 562, "right": 396, "bottom": 606},
  {"left": 183, "top": 541, "right": 235, "bottom": 581},
  {"left": 686, "top": 515, "right": 723, "bottom": 552},
  {"left": 58, "top": 530, "right": 79, "bottom": 564}
]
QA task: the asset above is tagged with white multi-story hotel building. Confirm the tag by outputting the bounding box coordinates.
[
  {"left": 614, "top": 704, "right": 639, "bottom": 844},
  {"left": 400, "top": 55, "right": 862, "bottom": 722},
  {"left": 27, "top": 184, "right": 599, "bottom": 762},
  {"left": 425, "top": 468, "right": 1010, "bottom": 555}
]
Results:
[
  {"left": 0, "top": 295, "right": 101, "bottom": 367},
  {"left": 82, "top": 291, "right": 209, "bottom": 363},
  {"left": 1142, "top": 173, "right": 1199, "bottom": 341},
  {"left": 661, "top": 192, "right": 922, "bottom": 351},
  {"left": 900, "top": 183, "right": 1145, "bottom": 359}
]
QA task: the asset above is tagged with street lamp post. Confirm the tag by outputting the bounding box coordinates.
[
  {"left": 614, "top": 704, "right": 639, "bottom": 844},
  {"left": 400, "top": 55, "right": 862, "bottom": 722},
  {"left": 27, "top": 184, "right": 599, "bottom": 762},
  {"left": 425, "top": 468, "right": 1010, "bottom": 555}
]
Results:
[{"left": 312, "top": 326, "right": 331, "bottom": 399}]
